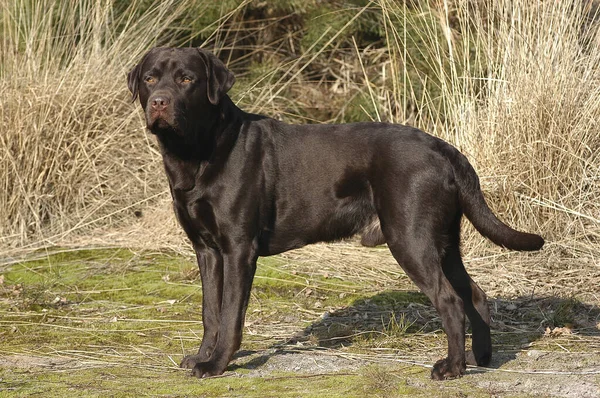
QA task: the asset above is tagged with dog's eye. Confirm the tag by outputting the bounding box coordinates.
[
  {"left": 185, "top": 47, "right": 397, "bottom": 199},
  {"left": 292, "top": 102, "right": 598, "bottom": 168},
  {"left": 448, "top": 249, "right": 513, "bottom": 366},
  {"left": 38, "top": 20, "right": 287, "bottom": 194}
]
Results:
[
  {"left": 144, "top": 76, "right": 156, "bottom": 84},
  {"left": 181, "top": 76, "right": 193, "bottom": 84}
]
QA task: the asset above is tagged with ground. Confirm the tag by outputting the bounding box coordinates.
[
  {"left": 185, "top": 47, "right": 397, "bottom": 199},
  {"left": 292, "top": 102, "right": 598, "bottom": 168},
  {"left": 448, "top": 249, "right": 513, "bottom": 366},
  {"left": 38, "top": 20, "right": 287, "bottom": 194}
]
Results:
[{"left": 0, "top": 242, "right": 598, "bottom": 397}]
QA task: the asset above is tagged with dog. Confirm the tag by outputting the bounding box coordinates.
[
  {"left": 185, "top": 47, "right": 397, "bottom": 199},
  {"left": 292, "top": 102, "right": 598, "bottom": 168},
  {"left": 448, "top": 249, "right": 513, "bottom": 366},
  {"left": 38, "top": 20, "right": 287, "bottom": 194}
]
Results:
[{"left": 127, "top": 47, "right": 544, "bottom": 380}]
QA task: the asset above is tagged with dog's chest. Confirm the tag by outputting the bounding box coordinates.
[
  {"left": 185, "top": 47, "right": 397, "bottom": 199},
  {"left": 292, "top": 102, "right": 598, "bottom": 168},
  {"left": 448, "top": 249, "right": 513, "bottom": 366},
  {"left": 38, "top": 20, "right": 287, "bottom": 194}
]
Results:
[{"left": 171, "top": 190, "right": 221, "bottom": 248}]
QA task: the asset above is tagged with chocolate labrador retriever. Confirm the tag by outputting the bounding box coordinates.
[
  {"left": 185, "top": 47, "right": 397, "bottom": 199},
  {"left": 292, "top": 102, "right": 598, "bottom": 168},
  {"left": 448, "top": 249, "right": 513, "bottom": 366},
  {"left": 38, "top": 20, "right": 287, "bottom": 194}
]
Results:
[{"left": 127, "top": 47, "right": 544, "bottom": 380}]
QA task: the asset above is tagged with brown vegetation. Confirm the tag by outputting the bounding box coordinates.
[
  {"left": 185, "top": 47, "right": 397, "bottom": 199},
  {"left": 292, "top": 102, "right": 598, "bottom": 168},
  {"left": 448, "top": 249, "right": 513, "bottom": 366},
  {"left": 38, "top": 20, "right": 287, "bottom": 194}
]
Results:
[{"left": 1, "top": 0, "right": 598, "bottom": 258}]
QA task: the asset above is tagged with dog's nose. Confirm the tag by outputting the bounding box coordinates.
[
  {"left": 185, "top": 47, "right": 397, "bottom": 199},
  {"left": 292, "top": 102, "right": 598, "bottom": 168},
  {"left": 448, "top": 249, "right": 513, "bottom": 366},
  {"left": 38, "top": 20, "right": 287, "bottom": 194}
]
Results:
[{"left": 151, "top": 96, "right": 170, "bottom": 111}]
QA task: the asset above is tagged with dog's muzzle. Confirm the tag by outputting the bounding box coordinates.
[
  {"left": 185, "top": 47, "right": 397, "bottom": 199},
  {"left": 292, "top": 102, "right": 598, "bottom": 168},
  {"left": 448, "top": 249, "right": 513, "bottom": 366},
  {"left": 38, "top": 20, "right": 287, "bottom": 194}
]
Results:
[{"left": 147, "top": 94, "right": 176, "bottom": 130}]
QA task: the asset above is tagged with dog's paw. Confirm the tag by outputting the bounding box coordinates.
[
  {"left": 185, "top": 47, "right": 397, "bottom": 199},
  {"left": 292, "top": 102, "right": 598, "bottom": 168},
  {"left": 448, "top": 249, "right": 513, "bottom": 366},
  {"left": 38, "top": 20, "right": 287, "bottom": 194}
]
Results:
[
  {"left": 431, "top": 358, "right": 466, "bottom": 380},
  {"left": 180, "top": 355, "right": 225, "bottom": 378},
  {"left": 191, "top": 361, "right": 224, "bottom": 378},
  {"left": 180, "top": 354, "right": 204, "bottom": 369}
]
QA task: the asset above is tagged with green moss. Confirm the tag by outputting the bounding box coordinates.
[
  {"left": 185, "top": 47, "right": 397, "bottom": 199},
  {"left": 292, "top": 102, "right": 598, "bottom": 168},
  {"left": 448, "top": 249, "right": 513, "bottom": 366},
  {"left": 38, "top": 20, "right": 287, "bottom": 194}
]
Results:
[
  {"left": 2, "top": 248, "right": 594, "bottom": 397},
  {"left": 0, "top": 365, "right": 430, "bottom": 397}
]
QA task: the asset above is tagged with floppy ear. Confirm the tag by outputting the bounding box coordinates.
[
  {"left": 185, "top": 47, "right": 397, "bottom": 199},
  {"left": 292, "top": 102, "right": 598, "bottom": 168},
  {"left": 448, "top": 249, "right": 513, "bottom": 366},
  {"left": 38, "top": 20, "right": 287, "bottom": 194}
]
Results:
[
  {"left": 127, "top": 63, "right": 141, "bottom": 102},
  {"left": 197, "top": 48, "right": 236, "bottom": 105}
]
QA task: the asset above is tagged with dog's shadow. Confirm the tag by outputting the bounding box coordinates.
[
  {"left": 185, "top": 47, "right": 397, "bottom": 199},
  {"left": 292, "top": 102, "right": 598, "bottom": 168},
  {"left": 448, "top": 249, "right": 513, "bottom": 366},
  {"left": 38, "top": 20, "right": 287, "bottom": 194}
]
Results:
[{"left": 231, "top": 291, "right": 600, "bottom": 372}]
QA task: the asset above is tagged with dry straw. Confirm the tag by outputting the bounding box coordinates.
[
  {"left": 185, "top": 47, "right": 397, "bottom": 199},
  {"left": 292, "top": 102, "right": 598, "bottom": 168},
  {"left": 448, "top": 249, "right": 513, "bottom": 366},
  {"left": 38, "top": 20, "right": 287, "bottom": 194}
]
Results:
[{"left": 0, "top": 0, "right": 598, "bottom": 260}]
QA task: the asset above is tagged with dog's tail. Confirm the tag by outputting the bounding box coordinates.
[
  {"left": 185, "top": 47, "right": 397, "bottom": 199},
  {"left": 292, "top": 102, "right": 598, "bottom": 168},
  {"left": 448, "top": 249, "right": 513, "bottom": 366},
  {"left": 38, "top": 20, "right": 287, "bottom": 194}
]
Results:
[{"left": 443, "top": 143, "right": 544, "bottom": 251}]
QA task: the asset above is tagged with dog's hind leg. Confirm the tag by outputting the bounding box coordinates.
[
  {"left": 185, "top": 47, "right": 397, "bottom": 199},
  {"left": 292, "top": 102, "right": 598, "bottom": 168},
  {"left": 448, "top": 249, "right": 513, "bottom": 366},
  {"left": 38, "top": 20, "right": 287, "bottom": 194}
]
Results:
[
  {"left": 441, "top": 236, "right": 492, "bottom": 367},
  {"left": 373, "top": 159, "right": 471, "bottom": 379},
  {"left": 382, "top": 220, "right": 467, "bottom": 380},
  {"left": 387, "top": 238, "right": 467, "bottom": 379},
  {"left": 467, "top": 277, "right": 492, "bottom": 366},
  {"left": 372, "top": 150, "right": 471, "bottom": 379}
]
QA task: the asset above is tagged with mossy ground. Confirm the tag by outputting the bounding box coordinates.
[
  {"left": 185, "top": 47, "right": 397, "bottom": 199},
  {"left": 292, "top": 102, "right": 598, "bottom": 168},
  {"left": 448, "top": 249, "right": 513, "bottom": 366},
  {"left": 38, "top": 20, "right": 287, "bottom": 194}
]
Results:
[{"left": 1, "top": 247, "right": 599, "bottom": 397}]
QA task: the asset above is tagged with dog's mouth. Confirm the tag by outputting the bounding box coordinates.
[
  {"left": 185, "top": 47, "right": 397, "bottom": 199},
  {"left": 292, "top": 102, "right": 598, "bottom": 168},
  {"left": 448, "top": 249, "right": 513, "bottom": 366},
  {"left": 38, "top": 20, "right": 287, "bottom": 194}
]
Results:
[
  {"left": 149, "top": 116, "right": 172, "bottom": 130},
  {"left": 146, "top": 110, "right": 179, "bottom": 133}
]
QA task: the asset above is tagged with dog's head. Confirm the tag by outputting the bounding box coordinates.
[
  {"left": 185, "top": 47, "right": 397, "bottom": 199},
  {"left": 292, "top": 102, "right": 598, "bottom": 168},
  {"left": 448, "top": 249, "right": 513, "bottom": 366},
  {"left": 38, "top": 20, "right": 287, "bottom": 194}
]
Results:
[{"left": 127, "top": 47, "right": 235, "bottom": 134}]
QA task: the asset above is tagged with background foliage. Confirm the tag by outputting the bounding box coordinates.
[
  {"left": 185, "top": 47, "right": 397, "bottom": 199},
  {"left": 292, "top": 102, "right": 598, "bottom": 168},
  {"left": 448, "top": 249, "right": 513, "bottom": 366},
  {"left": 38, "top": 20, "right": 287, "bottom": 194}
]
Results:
[{"left": 1, "top": 0, "right": 599, "bottom": 258}]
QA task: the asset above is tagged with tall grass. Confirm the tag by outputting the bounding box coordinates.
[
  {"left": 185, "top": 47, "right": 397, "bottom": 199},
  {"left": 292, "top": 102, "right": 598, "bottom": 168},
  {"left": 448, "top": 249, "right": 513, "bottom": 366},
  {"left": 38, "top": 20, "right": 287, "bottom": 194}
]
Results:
[
  {"left": 374, "top": 0, "right": 600, "bottom": 253},
  {"left": 0, "top": 0, "right": 204, "bottom": 247},
  {"left": 466, "top": 0, "right": 600, "bottom": 249},
  {"left": 1, "top": 0, "right": 598, "bottom": 256}
]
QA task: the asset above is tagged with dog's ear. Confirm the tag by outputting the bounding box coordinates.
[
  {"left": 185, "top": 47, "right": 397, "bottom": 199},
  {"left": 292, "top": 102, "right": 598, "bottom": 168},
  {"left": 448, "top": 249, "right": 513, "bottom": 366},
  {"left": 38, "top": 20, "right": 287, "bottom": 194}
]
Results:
[
  {"left": 197, "top": 48, "right": 235, "bottom": 105},
  {"left": 127, "top": 63, "right": 141, "bottom": 102}
]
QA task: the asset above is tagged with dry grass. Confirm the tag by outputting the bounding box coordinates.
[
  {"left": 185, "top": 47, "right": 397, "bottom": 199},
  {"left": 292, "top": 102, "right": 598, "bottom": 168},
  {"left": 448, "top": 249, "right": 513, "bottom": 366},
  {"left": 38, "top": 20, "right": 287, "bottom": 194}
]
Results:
[
  {"left": 0, "top": 0, "right": 598, "bottom": 263},
  {"left": 0, "top": 0, "right": 248, "bottom": 254},
  {"left": 0, "top": 0, "right": 177, "bottom": 248},
  {"left": 374, "top": 0, "right": 600, "bottom": 255}
]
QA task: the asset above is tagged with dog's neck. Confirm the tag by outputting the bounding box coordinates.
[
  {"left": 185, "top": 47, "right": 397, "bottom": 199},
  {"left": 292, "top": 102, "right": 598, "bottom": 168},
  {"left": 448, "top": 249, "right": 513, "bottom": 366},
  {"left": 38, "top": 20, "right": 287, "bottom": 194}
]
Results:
[{"left": 154, "top": 96, "right": 243, "bottom": 191}]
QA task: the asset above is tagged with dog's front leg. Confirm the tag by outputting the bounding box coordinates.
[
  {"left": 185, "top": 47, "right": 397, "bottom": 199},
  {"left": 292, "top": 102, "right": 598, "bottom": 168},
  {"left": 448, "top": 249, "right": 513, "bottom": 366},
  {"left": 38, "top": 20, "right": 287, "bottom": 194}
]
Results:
[
  {"left": 180, "top": 246, "right": 223, "bottom": 369},
  {"left": 184, "top": 245, "right": 258, "bottom": 378}
]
